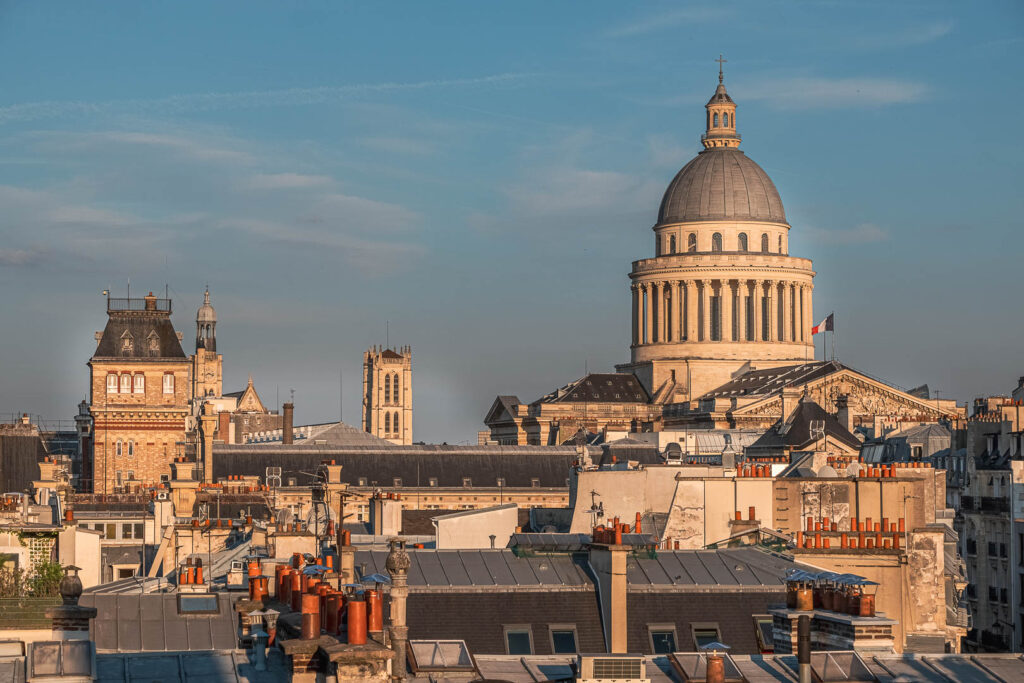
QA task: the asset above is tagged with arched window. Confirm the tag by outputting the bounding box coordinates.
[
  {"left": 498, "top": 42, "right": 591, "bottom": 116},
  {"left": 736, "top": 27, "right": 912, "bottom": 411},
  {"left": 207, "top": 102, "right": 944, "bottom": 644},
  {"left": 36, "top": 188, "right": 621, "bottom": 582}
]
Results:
[
  {"left": 778, "top": 235, "right": 783, "bottom": 253},
  {"left": 133, "top": 374, "right": 145, "bottom": 394},
  {"left": 687, "top": 233, "right": 697, "bottom": 252},
  {"left": 761, "top": 233, "right": 769, "bottom": 253},
  {"left": 384, "top": 412, "right": 391, "bottom": 433},
  {"left": 385, "top": 375, "right": 391, "bottom": 404},
  {"left": 723, "top": 113, "right": 729, "bottom": 127},
  {"left": 107, "top": 373, "right": 118, "bottom": 393},
  {"left": 127, "top": 440, "right": 134, "bottom": 456},
  {"left": 713, "top": 113, "right": 719, "bottom": 127},
  {"left": 738, "top": 233, "right": 748, "bottom": 252},
  {"left": 393, "top": 375, "right": 400, "bottom": 402},
  {"left": 116, "top": 440, "right": 123, "bottom": 457},
  {"left": 119, "top": 373, "right": 131, "bottom": 394},
  {"left": 393, "top": 412, "right": 400, "bottom": 433},
  {"left": 163, "top": 373, "right": 174, "bottom": 395},
  {"left": 711, "top": 233, "right": 723, "bottom": 252},
  {"left": 669, "top": 235, "right": 676, "bottom": 254}
]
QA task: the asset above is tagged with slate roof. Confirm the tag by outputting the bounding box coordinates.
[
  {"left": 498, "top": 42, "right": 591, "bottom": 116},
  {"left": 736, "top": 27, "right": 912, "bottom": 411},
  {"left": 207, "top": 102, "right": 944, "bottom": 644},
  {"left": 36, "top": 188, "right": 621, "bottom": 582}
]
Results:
[
  {"left": 213, "top": 444, "right": 577, "bottom": 488},
  {"left": 80, "top": 592, "right": 238, "bottom": 652},
  {"left": 92, "top": 309, "right": 186, "bottom": 360},
  {"left": 535, "top": 373, "right": 649, "bottom": 405},
  {"left": 700, "top": 361, "right": 844, "bottom": 399},
  {"left": 749, "top": 399, "right": 861, "bottom": 452},
  {"left": 658, "top": 148, "right": 786, "bottom": 225}
]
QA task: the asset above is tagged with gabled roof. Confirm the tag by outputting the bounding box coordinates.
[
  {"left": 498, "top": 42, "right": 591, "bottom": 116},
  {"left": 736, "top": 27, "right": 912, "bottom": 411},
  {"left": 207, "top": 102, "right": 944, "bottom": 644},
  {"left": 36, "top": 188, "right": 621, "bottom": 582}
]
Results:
[
  {"left": 751, "top": 398, "right": 861, "bottom": 452},
  {"left": 484, "top": 395, "right": 521, "bottom": 424},
  {"left": 535, "top": 373, "right": 649, "bottom": 405},
  {"left": 92, "top": 310, "right": 186, "bottom": 360}
]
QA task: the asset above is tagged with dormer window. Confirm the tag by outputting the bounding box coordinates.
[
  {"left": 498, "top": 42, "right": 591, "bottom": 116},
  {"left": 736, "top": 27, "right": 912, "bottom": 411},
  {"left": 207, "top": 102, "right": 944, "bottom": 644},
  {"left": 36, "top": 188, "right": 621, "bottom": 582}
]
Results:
[
  {"left": 147, "top": 331, "right": 160, "bottom": 353},
  {"left": 120, "top": 331, "right": 134, "bottom": 354}
]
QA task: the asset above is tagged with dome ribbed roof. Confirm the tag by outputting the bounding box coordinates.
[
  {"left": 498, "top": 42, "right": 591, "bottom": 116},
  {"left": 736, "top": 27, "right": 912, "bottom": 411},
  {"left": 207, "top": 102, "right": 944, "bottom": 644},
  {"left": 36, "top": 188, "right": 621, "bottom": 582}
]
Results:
[
  {"left": 658, "top": 148, "right": 786, "bottom": 225},
  {"left": 196, "top": 289, "right": 216, "bottom": 323}
]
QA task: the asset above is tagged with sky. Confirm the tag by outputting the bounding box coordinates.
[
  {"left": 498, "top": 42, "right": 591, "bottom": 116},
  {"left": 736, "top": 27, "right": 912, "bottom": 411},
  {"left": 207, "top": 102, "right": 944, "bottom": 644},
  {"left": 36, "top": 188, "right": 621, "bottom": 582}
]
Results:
[{"left": 1, "top": 1, "right": 1022, "bottom": 442}]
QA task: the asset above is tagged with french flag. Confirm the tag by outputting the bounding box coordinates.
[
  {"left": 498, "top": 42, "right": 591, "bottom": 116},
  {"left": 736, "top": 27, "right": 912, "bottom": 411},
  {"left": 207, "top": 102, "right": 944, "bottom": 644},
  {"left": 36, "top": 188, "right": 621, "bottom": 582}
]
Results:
[{"left": 811, "top": 313, "right": 833, "bottom": 335}]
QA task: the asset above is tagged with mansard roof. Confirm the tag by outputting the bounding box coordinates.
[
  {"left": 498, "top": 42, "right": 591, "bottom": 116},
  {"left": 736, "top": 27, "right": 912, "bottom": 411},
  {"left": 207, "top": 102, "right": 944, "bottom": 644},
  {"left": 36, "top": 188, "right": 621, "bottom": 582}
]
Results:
[
  {"left": 751, "top": 398, "right": 861, "bottom": 452},
  {"left": 535, "top": 373, "right": 649, "bottom": 405},
  {"left": 92, "top": 310, "right": 186, "bottom": 361}
]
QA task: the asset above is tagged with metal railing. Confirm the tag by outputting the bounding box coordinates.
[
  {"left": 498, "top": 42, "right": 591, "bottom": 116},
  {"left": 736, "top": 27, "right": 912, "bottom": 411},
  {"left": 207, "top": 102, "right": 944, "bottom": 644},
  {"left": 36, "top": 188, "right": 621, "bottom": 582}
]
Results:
[
  {"left": 0, "top": 597, "right": 61, "bottom": 629},
  {"left": 107, "top": 297, "right": 172, "bottom": 313}
]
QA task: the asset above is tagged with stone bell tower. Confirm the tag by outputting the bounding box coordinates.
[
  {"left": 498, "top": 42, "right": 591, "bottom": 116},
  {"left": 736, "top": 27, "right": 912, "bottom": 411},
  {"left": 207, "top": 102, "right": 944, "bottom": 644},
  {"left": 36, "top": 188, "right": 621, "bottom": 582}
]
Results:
[
  {"left": 191, "top": 288, "right": 223, "bottom": 399},
  {"left": 362, "top": 346, "right": 412, "bottom": 445}
]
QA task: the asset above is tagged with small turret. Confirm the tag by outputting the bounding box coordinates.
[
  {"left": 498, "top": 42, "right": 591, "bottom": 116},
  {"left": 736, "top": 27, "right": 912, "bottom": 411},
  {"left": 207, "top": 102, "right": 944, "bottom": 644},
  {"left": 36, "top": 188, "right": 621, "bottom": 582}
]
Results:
[
  {"left": 196, "top": 287, "right": 217, "bottom": 352},
  {"left": 702, "top": 55, "right": 741, "bottom": 149}
]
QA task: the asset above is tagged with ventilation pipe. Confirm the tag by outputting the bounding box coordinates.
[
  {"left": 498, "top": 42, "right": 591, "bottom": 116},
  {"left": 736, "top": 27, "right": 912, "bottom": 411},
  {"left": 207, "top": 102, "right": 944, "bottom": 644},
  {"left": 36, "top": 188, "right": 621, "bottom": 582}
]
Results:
[{"left": 798, "top": 615, "right": 811, "bottom": 683}]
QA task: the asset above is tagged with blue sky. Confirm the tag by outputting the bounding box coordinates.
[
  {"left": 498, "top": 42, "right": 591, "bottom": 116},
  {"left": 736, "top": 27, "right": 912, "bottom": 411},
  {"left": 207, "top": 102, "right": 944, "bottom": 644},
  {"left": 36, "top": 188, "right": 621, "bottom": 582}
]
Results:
[{"left": 1, "top": 1, "right": 1022, "bottom": 441}]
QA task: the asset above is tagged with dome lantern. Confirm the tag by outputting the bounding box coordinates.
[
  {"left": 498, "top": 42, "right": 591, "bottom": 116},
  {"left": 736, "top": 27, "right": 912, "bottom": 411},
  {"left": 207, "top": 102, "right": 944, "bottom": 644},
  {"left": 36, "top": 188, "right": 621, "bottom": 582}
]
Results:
[
  {"left": 702, "top": 55, "right": 740, "bottom": 150},
  {"left": 195, "top": 287, "right": 217, "bottom": 352}
]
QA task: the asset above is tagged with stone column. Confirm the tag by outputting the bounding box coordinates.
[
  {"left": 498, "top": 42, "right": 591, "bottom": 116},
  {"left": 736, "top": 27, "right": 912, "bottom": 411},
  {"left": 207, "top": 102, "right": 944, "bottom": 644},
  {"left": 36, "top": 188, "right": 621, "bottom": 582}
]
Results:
[
  {"left": 781, "top": 283, "right": 791, "bottom": 343},
  {"left": 386, "top": 539, "right": 411, "bottom": 681},
  {"left": 737, "top": 280, "right": 747, "bottom": 342},
  {"left": 753, "top": 281, "right": 763, "bottom": 342},
  {"left": 686, "top": 281, "right": 698, "bottom": 342},
  {"left": 721, "top": 280, "right": 733, "bottom": 342},
  {"left": 764, "top": 280, "right": 776, "bottom": 342},
  {"left": 701, "top": 279, "right": 712, "bottom": 342},
  {"left": 643, "top": 284, "right": 652, "bottom": 345},
  {"left": 656, "top": 282, "right": 666, "bottom": 343},
  {"left": 803, "top": 284, "right": 812, "bottom": 342},
  {"left": 631, "top": 284, "right": 639, "bottom": 346},
  {"left": 669, "top": 281, "right": 680, "bottom": 342}
]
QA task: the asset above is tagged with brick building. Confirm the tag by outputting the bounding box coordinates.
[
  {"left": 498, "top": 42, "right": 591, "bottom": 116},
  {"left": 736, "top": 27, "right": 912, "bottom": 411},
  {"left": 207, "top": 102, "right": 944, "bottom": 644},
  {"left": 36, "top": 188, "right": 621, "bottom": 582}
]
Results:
[{"left": 87, "top": 292, "right": 191, "bottom": 493}]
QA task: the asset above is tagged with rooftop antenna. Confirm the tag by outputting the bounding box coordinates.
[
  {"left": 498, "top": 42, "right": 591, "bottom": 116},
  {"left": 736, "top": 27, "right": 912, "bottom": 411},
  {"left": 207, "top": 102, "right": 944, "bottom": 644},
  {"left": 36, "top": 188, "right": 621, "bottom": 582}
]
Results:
[
  {"left": 340, "top": 369, "right": 344, "bottom": 423},
  {"left": 127, "top": 277, "right": 130, "bottom": 300},
  {"left": 386, "top": 320, "right": 390, "bottom": 349}
]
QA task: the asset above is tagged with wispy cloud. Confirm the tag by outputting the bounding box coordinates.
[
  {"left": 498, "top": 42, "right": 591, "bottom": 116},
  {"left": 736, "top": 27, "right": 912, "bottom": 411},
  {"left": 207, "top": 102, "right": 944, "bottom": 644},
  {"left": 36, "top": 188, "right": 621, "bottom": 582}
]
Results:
[
  {"left": 804, "top": 223, "right": 888, "bottom": 245},
  {"left": 741, "top": 77, "right": 929, "bottom": 109},
  {"left": 359, "top": 136, "right": 436, "bottom": 156},
  {"left": 855, "top": 20, "right": 953, "bottom": 49},
  {"left": 0, "top": 73, "right": 533, "bottom": 125},
  {"left": 0, "top": 247, "right": 50, "bottom": 267},
  {"left": 243, "top": 173, "right": 333, "bottom": 190},
  {"left": 607, "top": 7, "right": 731, "bottom": 37}
]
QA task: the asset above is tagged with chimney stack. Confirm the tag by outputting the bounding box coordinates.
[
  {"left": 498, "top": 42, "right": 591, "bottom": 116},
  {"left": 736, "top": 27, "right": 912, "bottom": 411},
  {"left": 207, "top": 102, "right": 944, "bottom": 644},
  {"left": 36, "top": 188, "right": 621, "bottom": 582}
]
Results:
[
  {"left": 283, "top": 402, "right": 294, "bottom": 445},
  {"left": 836, "top": 394, "right": 854, "bottom": 434},
  {"left": 386, "top": 538, "right": 411, "bottom": 681}
]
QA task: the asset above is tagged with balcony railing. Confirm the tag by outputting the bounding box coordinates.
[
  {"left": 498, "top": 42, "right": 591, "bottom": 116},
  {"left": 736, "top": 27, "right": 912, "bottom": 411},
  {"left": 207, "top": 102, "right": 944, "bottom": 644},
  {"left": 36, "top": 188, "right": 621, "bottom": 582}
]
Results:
[{"left": 107, "top": 297, "right": 172, "bottom": 313}]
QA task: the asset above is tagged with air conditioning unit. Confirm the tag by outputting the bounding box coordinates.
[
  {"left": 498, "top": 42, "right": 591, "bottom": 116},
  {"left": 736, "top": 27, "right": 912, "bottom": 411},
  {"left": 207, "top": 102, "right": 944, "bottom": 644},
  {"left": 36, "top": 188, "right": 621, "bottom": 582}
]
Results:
[{"left": 576, "top": 654, "right": 648, "bottom": 683}]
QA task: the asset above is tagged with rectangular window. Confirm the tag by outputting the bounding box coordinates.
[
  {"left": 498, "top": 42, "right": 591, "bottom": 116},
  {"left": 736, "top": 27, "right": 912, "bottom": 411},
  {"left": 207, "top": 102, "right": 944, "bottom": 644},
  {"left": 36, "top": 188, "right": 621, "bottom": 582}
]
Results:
[
  {"left": 530, "top": 478, "right": 540, "bottom": 488},
  {"left": 753, "top": 615, "right": 774, "bottom": 653},
  {"left": 115, "top": 440, "right": 123, "bottom": 457},
  {"left": 549, "top": 626, "right": 578, "bottom": 654},
  {"left": 127, "top": 441, "right": 134, "bottom": 457},
  {"left": 163, "top": 373, "right": 174, "bottom": 395},
  {"left": 503, "top": 626, "right": 533, "bottom": 655},
  {"left": 648, "top": 625, "right": 678, "bottom": 654},
  {"left": 496, "top": 477, "right": 506, "bottom": 487},
  {"left": 134, "top": 523, "right": 144, "bottom": 541},
  {"left": 357, "top": 477, "right": 368, "bottom": 487},
  {"left": 393, "top": 478, "right": 403, "bottom": 487},
  {"left": 119, "top": 373, "right": 131, "bottom": 393},
  {"left": 122, "top": 523, "right": 134, "bottom": 539},
  {"left": 692, "top": 624, "right": 722, "bottom": 650},
  {"left": 428, "top": 477, "right": 438, "bottom": 487},
  {"left": 127, "top": 470, "right": 134, "bottom": 481},
  {"left": 105, "top": 523, "right": 117, "bottom": 539},
  {"left": 177, "top": 594, "right": 219, "bottom": 615},
  {"left": 106, "top": 373, "right": 118, "bottom": 393},
  {"left": 133, "top": 373, "right": 145, "bottom": 394},
  {"left": 462, "top": 478, "right": 472, "bottom": 487}
]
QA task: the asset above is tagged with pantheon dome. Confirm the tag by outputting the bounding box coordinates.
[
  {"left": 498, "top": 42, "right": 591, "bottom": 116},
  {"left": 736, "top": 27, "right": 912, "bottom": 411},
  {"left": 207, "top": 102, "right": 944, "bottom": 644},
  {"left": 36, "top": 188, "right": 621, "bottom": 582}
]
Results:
[
  {"left": 658, "top": 148, "right": 786, "bottom": 225},
  {"left": 618, "top": 64, "right": 816, "bottom": 401}
]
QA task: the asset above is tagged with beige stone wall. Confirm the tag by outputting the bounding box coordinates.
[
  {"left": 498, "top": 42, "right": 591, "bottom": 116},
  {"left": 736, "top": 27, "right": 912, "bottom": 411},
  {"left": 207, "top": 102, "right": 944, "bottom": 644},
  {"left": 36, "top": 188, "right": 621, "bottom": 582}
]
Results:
[
  {"left": 191, "top": 349, "right": 222, "bottom": 399},
  {"left": 89, "top": 360, "right": 191, "bottom": 493}
]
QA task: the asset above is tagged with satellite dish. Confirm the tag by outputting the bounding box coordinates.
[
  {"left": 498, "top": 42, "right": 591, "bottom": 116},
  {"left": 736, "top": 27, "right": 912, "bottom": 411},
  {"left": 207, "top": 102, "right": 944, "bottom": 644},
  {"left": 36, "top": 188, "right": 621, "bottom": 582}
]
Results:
[{"left": 816, "top": 465, "right": 838, "bottom": 479}]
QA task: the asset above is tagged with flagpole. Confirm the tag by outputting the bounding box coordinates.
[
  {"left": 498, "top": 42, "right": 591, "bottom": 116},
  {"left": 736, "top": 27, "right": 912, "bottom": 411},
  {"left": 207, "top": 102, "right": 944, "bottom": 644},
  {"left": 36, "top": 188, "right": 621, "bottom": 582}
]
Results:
[{"left": 831, "top": 311, "right": 835, "bottom": 362}]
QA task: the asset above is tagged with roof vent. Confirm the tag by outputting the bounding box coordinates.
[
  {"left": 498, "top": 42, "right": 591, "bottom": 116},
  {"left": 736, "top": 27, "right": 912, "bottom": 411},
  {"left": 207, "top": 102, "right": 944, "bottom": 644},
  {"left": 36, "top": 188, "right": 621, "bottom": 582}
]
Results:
[{"left": 576, "top": 654, "right": 648, "bottom": 683}]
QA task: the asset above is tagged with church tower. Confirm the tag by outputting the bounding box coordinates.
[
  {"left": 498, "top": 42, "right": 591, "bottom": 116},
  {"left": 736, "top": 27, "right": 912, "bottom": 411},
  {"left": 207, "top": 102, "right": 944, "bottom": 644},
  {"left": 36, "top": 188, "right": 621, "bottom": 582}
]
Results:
[
  {"left": 362, "top": 345, "right": 412, "bottom": 445},
  {"left": 191, "top": 288, "right": 223, "bottom": 399},
  {"left": 616, "top": 59, "right": 815, "bottom": 401}
]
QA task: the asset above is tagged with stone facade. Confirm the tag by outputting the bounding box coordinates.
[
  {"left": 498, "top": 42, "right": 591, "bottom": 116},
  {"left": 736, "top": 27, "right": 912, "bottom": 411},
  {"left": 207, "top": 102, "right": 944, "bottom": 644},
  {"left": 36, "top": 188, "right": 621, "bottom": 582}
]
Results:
[
  {"left": 88, "top": 293, "right": 191, "bottom": 493},
  {"left": 362, "top": 346, "right": 412, "bottom": 445},
  {"left": 190, "top": 288, "right": 222, "bottom": 400}
]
